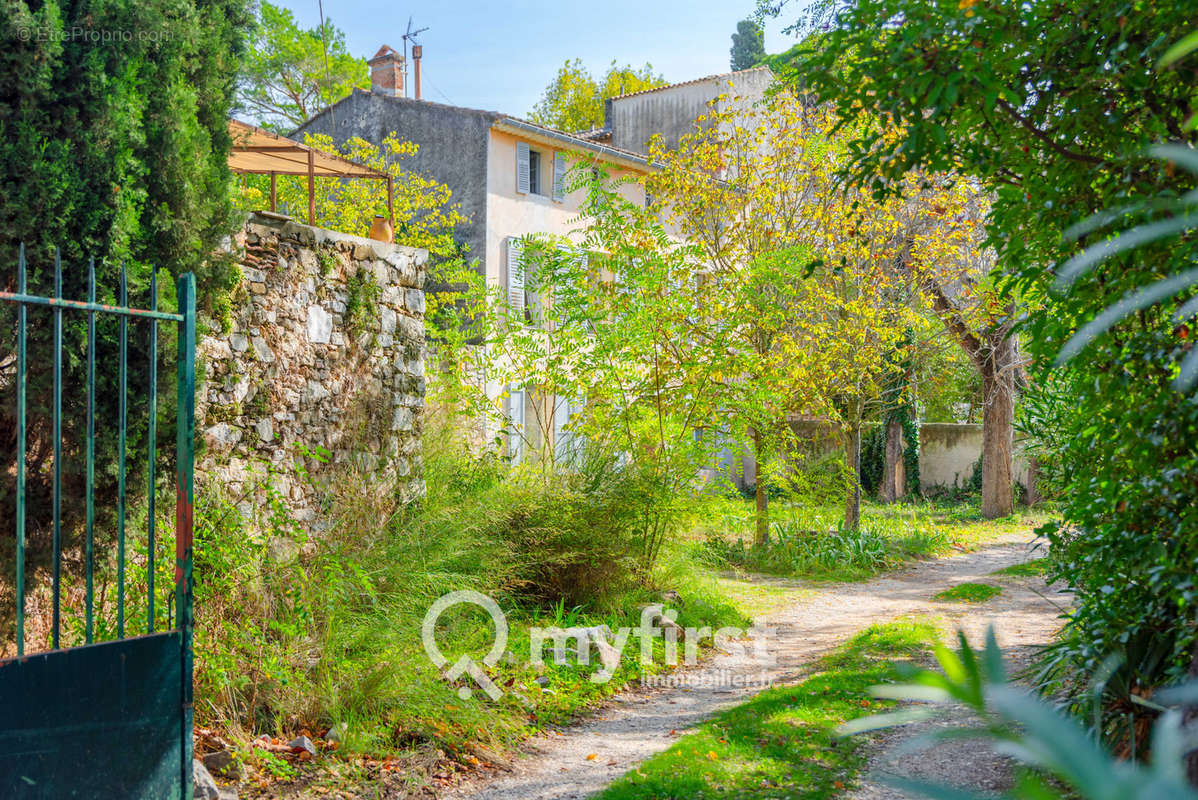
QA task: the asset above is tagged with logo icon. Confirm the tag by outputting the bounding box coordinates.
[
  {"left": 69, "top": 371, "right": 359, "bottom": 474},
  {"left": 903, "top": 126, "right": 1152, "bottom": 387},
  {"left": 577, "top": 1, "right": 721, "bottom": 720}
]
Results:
[{"left": 421, "top": 590, "right": 508, "bottom": 700}]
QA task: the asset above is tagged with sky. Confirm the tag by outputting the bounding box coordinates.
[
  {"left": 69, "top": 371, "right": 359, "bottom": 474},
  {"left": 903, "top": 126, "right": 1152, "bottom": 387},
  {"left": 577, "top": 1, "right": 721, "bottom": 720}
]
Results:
[{"left": 276, "top": 0, "right": 804, "bottom": 117}]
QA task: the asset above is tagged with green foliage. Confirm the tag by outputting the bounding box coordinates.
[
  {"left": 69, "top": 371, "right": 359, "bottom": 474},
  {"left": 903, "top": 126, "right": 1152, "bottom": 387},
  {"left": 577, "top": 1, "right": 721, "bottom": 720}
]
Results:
[
  {"left": 843, "top": 628, "right": 1198, "bottom": 799},
  {"left": 694, "top": 497, "right": 951, "bottom": 582},
  {"left": 0, "top": 0, "right": 251, "bottom": 560},
  {"left": 770, "top": 0, "right": 1198, "bottom": 736},
  {"left": 191, "top": 407, "right": 744, "bottom": 760},
  {"left": 598, "top": 618, "right": 939, "bottom": 800},
  {"left": 730, "top": 19, "right": 766, "bottom": 71},
  {"left": 933, "top": 582, "right": 1001, "bottom": 603},
  {"left": 497, "top": 452, "right": 658, "bottom": 607},
  {"left": 528, "top": 59, "right": 667, "bottom": 132},
  {"left": 236, "top": 0, "right": 368, "bottom": 131},
  {"left": 343, "top": 267, "right": 382, "bottom": 344}
]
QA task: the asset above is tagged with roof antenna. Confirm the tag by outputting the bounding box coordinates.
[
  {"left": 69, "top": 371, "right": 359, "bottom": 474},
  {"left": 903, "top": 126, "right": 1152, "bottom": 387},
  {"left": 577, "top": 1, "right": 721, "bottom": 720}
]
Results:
[
  {"left": 402, "top": 16, "right": 429, "bottom": 99},
  {"left": 318, "top": 0, "right": 335, "bottom": 129}
]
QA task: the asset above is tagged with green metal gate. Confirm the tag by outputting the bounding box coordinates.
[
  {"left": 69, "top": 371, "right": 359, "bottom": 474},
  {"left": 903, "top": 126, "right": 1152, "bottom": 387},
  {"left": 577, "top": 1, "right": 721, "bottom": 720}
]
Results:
[{"left": 1, "top": 246, "right": 197, "bottom": 799}]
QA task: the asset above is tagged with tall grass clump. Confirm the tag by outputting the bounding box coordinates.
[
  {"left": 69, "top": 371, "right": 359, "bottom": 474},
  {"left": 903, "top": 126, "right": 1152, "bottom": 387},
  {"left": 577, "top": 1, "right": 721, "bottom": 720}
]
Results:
[
  {"left": 692, "top": 493, "right": 950, "bottom": 581},
  {"left": 192, "top": 403, "right": 743, "bottom": 763}
]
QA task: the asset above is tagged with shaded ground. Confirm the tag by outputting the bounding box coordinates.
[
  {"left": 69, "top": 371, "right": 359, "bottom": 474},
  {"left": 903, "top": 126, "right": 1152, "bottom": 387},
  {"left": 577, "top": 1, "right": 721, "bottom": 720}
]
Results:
[{"left": 442, "top": 530, "right": 1066, "bottom": 800}]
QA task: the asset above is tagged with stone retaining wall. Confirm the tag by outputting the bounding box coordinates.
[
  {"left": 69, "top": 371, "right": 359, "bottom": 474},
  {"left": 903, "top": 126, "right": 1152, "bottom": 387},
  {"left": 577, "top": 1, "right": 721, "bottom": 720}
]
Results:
[{"left": 198, "top": 212, "right": 427, "bottom": 524}]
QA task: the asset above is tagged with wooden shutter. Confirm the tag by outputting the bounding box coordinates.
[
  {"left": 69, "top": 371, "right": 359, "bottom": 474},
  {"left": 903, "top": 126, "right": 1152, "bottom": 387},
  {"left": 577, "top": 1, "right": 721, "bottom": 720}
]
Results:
[
  {"left": 506, "top": 237, "right": 525, "bottom": 312},
  {"left": 516, "top": 141, "right": 531, "bottom": 194},
  {"left": 553, "top": 152, "right": 567, "bottom": 202}
]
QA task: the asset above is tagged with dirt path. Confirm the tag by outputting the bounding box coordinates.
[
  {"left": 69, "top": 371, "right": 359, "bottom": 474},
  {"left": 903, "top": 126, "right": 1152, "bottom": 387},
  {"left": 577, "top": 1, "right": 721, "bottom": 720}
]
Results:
[{"left": 442, "top": 531, "right": 1065, "bottom": 800}]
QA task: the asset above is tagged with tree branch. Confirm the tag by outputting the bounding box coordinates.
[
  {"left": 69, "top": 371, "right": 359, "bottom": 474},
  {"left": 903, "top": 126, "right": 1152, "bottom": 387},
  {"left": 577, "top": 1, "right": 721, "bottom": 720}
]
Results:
[
  {"left": 927, "top": 280, "right": 987, "bottom": 370},
  {"left": 995, "top": 99, "right": 1104, "bottom": 166}
]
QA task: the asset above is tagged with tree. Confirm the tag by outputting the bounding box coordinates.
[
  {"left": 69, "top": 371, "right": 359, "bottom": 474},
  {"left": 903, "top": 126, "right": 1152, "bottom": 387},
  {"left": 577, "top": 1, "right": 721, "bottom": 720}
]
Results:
[
  {"left": 528, "top": 60, "right": 667, "bottom": 133},
  {"left": 237, "top": 1, "right": 368, "bottom": 131},
  {"left": 481, "top": 171, "right": 718, "bottom": 574},
  {"left": 646, "top": 94, "right": 975, "bottom": 536},
  {"left": 730, "top": 19, "right": 766, "bottom": 71},
  {"left": 769, "top": 0, "right": 1197, "bottom": 753},
  {"left": 0, "top": 0, "right": 252, "bottom": 604}
]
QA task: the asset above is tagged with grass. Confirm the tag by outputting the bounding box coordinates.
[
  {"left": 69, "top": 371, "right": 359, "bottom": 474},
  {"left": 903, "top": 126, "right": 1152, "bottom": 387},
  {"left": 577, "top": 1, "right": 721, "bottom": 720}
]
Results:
[
  {"left": 991, "top": 558, "right": 1049, "bottom": 578},
  {"left": 714, "top": 576, "right": 816, "bottom": 624},
  {"left": 933, "top": 582, "right": 1003, "bottom": 603},
  {"left": 189, "top": 412, "right": 752, "bottom": 797},
  {"left": 690, "top": 494, "right": 1050, "bottom": 583},
  {"left": 596, "top": 618, "right": 940, "bottom": 800}
]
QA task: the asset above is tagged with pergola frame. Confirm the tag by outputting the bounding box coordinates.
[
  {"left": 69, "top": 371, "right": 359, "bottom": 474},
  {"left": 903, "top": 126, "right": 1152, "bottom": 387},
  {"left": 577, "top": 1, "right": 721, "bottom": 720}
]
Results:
[{"left": 227, "top": 119, "right": 394, "bottom": 230}]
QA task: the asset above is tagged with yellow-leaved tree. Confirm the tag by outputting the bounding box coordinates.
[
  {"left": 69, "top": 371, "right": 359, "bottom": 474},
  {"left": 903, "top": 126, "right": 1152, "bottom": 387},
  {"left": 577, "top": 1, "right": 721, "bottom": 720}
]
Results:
[{"left": 646, "top": 92, "right": 984, "bottom": 536}]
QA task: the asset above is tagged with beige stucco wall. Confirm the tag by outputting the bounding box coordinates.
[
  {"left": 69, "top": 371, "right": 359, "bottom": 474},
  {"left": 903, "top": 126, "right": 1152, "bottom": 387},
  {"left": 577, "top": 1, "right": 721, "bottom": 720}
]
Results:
[
  {"left": 484, "top": 128, "right": 647, "bottom": 289},
  {"left": 483, "top": 128, "right": 649, "bottom": 456}
]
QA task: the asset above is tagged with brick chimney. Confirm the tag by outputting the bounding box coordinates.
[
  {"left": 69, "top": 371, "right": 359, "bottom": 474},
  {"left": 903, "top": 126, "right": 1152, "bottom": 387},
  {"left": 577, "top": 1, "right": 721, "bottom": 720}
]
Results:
[{"left": 368, "top": 44, "right": 405, "bottom": 97}]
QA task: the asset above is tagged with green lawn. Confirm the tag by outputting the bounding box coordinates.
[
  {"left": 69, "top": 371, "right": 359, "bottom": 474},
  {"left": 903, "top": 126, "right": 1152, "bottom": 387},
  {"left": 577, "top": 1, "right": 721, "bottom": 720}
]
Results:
[
  {"left": 596, "top": 618, "right": 939, "bottom": 800},
  {"left": 991, "top": 558, "right": 1050, "bottom": 578},
  {"left": 690, "top": 495, "right": 1051, "bottom": 583},
  {"left": 933, "top": 582, "right": 1002, "bottom": 603}
]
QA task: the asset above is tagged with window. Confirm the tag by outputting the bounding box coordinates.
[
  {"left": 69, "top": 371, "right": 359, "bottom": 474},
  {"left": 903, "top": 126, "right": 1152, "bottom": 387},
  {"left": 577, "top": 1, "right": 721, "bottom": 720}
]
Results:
[
  {"left": 528, "top": 150, "right": 542, "bottom": 195},
  {"left": 516, "top": 141, "right": 545, "bottom": 197}
]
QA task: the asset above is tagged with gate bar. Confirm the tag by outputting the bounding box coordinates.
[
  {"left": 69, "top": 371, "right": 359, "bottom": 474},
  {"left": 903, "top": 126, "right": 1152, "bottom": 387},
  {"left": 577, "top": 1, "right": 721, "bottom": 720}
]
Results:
[
  {"left": 147, "top": 268, "right": 158, "bottom": 633},
  {"left": 86, "top": 257, "right": 96, "bottom": 643},
  {"left": 15, "top": 245, "right": 26, "bottom": 656},
  {"left": 0, "top": 291, "right": 184, "bottom": 321},
  {"left": 175, "top": 271, "right": 197, "bottom": 790},
  {"left": 118, "top": 265, "right": 128, "bottom": 638},
  {"left": 51, "top": 250, "right": 62, "bottom": 650}
]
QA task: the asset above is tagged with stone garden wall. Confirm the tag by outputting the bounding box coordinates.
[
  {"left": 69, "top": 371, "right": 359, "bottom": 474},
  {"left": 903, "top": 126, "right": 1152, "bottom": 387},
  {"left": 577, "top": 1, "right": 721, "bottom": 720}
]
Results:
[{"left": 197, "top": 212, "right": 427, "bottom": 525}]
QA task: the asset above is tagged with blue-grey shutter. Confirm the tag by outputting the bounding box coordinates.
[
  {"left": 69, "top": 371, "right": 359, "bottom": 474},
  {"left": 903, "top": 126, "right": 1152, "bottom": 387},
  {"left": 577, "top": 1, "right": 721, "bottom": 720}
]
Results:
[
  {"left": 507, "top": 237, "right": 525, "bottom": 312},
  {"left": 553, "top": 395, "right": 570, "bottom": 462},
  {"left": 553, "top": 152, "right": 567, "bottom": 202},
  {"left": 516, "top": 141, "right": 531, "bottom": 194},
  {"left": 509, "top": 387, "right": 525, "bottom": 463}
]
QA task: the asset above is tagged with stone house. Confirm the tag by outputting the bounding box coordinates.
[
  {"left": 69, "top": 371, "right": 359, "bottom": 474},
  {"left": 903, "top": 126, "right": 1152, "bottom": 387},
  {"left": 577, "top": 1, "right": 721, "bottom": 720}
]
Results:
[{"left": 293, "top": 46, "right": 656, "bottom": 461}]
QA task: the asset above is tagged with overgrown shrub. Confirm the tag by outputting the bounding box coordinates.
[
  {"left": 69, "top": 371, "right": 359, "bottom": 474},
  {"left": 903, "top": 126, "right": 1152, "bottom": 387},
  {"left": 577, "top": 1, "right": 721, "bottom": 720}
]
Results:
[
  {"left": 191, "top": 405, "right": 742, "bottom": 758},
  {"left": 495, "top": 458, "right": 648, "bottom": 608}
]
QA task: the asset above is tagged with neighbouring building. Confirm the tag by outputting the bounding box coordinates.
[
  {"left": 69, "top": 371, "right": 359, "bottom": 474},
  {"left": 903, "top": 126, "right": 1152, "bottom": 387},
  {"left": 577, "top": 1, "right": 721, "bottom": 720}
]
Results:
[{"left": 584, "top": 67, "right": 776, "bottom": 155}]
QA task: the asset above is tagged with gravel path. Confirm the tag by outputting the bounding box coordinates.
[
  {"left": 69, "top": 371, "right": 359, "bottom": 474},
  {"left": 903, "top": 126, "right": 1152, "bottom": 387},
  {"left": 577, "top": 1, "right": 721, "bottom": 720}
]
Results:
[{"left": 442, "top": 530, "right": 1066, "bottom": 800}]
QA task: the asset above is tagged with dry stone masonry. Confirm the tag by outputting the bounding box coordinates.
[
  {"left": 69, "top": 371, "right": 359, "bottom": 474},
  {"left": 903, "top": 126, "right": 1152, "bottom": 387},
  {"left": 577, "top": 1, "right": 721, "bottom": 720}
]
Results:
[{"left": 198, "top": 212, "right": 428, "bottom": 524}]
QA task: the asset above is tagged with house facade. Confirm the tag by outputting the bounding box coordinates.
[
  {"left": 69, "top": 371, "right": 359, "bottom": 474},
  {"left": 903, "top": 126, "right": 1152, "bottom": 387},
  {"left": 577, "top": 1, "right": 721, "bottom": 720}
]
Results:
[{"left": 293, "top": 46, "right": 653, "bottom": 459}]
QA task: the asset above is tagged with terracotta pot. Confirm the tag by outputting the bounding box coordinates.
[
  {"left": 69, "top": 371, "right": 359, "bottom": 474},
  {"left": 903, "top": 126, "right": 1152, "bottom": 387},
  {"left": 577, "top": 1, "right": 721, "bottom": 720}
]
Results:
[{"left": 369, "top": 214, "right": 394, "bottom": 243}]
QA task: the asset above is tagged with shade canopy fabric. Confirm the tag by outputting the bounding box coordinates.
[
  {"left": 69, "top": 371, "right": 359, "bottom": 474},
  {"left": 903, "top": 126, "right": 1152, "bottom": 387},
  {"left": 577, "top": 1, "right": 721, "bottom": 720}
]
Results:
[
  {"left": 227, "top": 119, "right": 385, "bottom": 178},
  {"left": 227, "top": 118, "right": 393, "bottom": 228}
]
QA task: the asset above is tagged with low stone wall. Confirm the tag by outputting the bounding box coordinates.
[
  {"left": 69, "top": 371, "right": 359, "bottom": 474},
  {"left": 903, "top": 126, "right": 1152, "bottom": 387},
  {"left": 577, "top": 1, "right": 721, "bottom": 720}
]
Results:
[
  {"left": 918, "top": 423, "right": 983, "bottom": 490},
  {"left": 919, "top": 423, "right": 1030, "bottom": 493},
  {"left": 198, "top": 212, "right": 428, "bottom": 524}
]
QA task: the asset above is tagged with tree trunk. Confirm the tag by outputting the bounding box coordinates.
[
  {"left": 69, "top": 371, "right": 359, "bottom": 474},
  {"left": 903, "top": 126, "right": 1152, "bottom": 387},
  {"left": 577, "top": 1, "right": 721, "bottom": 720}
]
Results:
[
  {"left": 753, "top": 428, "right": 769, "bottom": 545},
  {"left": 880, "top": 416, "right": 905, "bottom": 503},
  {"left": 980, "top": 337, "right": 1016, "bottom": 519},
  {"left": 845, "top": 422, "right": 861, "bottom": 531},
  {"left": 1023, "top": 457, "right": 1042, "bottom": 506}
]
